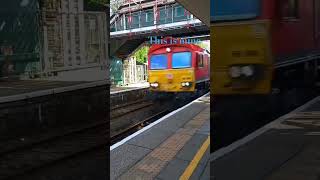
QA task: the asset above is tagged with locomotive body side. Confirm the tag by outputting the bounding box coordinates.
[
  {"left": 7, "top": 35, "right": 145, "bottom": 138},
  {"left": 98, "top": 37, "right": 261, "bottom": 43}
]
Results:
[
  {"left": 211, "top": 0, "right": 320, "bottom": 95},
  {"left": 266, "top": 0, "right": 320, "bottom": 62},
  {"left": 211, "top": 0, "right": 320, "bottom": 150}
]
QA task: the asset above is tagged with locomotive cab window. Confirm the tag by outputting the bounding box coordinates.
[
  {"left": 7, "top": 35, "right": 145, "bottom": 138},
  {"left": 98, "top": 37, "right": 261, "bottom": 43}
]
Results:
[
  {"left": 281, "top": 0, "right": 299, "bottom": 20},
  {"left": 172, "top": 52, "right": 192, "bottom": 69},
  {"left": 150, "top": 54, "right": 168, "bottom": 70},
  {"left": 197, "top": 54, "right": 204, "bottom": 68}
]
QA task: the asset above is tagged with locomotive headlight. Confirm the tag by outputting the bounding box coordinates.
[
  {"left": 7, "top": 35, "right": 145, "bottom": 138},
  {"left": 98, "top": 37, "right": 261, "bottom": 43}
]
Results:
[
  {"left": 229, "top": 65, "right": 261, "bottom": 79},
  {"left": 181, "top": 82, "right": 191, "bottom": 87},
  {"left": 150, "top": 82, "right": 159, "bottom": 87},
  {"left": 241, "top": 66, "right": 254, "bottom": 77},
  {"left": 229, "top": 66, "right": 241, "bottom": 78}
]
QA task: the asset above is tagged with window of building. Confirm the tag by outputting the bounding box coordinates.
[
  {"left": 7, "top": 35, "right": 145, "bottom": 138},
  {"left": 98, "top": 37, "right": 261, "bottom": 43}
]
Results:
[
  {"left": 174, "top": 5, "right": 184, "bottom": 17},
  {"left": 159, "top": 8, "right": 167, "bottom": 21},
  {"left": 146, "top": 11, "right": 154, "bottom": 22}
]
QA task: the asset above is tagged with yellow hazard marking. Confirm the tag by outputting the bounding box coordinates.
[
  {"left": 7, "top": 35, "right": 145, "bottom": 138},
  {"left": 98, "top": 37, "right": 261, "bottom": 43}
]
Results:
[{"left": 179, "top": 136, "right": 210, "bottom": 180}]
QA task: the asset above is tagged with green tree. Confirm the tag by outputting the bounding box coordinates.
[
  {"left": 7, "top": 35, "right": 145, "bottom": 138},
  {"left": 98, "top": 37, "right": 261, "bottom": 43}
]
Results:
[
  {"left": 134, "top": 46, "right": 150, "bottom": 64},
  {"left": 198, "top": 42, "right": 209, "bottom": 51},
  {"left": 89, "top": 0, "right": 108, "bottom": 6}
]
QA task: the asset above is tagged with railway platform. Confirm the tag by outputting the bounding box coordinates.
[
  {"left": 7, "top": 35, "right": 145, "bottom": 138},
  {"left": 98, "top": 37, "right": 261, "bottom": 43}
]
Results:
[
  {"left": 110, "top": 93, "right": 211, "bottom": 180},
  {"left": 0, "top": 80, "right": 108, "bottom": 140},
  {"left": 0, "top": 80, "right": 106, "bottom": 102},
  {"left": 110, "top": 82, "right": 150, "bottom": 107},
  {"left": 110, "top": 82, "right": 149, "bottom": 94},
  {"left": 212, "top": 96, "right": 320, "bottom": 180}
]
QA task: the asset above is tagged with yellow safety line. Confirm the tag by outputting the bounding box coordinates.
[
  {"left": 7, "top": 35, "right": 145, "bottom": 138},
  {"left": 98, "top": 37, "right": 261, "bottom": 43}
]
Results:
[{"left": 179, "top": 136, "right": 210, "bottom": 180}]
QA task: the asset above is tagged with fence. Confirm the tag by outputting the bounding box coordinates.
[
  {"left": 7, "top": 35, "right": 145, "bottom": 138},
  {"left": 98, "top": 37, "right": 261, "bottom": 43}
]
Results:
[
  {"left": 110, "top": 57, "right": 123, "bottom": 85},
  {"left": 111, "top": 3, "right": 193, "bottom": 32},
  {"left": 122, "top": 57, "right": 147, "bottom": 85}
]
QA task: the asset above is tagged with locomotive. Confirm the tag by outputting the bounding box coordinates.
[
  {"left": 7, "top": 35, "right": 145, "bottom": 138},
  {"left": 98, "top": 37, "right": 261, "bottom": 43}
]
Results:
[
  {"left": 147, "top": 41, "right": 210, "bottom": 94},
  {"left": 211, "top": 0, "right": 320, "bottom": 149}
]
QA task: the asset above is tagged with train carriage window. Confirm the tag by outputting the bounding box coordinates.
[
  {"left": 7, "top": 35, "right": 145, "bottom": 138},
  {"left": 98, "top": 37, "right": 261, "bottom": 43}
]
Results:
[
  {"left": 172, "top": 52, "right": 192, "bottom": 69},
  {"left": 203, "top": 55, "right": 208, "bottom": 67},
  {"left": 281, "top": 0, "right": 299, "bottom": 20},
  {"left": 150, "top": 54, "right": 168, "bottom": 70},
  {"left": 197, "top": 54, "right": 204, "bottom": 68},
  {"left": 315, "top": 0, "right": 320, "bottom": 37}
]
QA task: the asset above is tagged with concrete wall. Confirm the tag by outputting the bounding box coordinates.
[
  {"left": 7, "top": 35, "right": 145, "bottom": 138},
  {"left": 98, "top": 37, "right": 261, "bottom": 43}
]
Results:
[{"left": 110, "top": 88, "right": 149, "bottom": 107}]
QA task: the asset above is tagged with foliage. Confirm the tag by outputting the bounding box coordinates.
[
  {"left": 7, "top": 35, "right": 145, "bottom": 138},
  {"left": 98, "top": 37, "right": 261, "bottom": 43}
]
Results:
[
  {"left": 110, "top": 0, "right": 124, "bottom": 14},
  {"left": 88, "top": 0, "right": 108, "bottom": 6},
  {"left": 198, "top": 42, "right": 209, "bottom": 51},
  {"left": 134, "top": 46, "right": 150, "bottom": 64}
]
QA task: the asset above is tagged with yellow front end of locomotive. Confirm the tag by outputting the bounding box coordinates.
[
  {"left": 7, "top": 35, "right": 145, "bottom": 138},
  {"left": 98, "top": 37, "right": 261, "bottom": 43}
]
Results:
[
  {"left": 211, "top": 20, "right": 273, "bottom": 95},
  {"left": 148, "top": 68, "right": 195, "bottom": 92}
]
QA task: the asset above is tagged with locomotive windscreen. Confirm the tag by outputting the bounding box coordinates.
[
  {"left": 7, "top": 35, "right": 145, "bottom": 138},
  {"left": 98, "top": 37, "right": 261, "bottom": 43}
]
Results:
[
  {"left": 211, "top": 0, "right": 261, "bottom": 22},
  {"left": 172, "top": 52, "right": 192, "bottom": 69},
  {"left": 150, "top": 54, "right": 168, "bottom": 70}
]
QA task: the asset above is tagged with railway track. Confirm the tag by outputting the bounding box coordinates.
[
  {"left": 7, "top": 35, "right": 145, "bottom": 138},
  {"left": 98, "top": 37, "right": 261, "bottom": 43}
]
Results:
[
  {"left": 110, "top": 99, "right": 164, "bottom": 143},
  {"left": 111, "top": 108, "right": 170, "bottom": 144},
  {"left": 0, "top": 90, "right": 208, "bottom": 179},
  {"left": 0, "top": 121, "right": 107, "bottom": 180},
  {"left": 110, "top": 90, "right": 209, "bottom": 145},
  {"left": 110, "top": 100, "right": 154, "bottom": 119}
]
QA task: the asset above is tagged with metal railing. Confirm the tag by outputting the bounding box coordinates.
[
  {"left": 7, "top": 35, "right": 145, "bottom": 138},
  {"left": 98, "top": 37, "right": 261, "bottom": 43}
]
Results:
[{"left": 111, "top": 4, "right": 194, "bottom": 32}]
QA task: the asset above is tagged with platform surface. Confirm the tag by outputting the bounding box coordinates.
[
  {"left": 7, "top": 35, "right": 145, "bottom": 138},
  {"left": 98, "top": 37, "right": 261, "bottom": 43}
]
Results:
[
  {"left": 110, "top": 82, "right": 149, "bottom": 94},
  {"left": 110, "top": 94, "right": 211, "bottom": 180},
  {"left": 0, "top": 80, "right": 107, "bottom": 103},
  {"left": 212, "top": 96, "right": 320, "bottom": 180}
]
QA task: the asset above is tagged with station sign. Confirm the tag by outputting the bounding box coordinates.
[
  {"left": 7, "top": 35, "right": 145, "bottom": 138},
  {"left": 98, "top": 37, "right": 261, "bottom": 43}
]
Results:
[{"left": 148, "top": 36, "right": 201, "bottom": 45}]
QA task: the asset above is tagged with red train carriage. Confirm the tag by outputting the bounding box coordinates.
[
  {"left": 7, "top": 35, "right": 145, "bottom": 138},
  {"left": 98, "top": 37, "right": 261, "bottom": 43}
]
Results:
[
  {"left": 211, "top": 0, "right": 320, "bottom": 150},
  {"left": 261, "top": 0, "right": 320, "bottom": 60},
  {"left": 148, "top": 43, "right": 210, "bottom": 93}
]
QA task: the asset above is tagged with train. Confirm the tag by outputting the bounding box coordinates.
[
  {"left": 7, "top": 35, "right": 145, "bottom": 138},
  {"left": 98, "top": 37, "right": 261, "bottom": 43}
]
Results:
[
  {"left": 211, "top": 0, "right": 320, "bottom": 149},
  {"left": 147, "top": 41, "right": 210, "bottom": 94}
]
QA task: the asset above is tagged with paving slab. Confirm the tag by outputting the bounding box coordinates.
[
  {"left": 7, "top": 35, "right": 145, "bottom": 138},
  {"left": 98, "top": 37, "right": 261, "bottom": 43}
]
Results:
[
  {"left": 110, "top": 144, "right": 151, "bottom": 180},
  {"left": 111, "top": 94, "right": 210, "bottom": 180},
  {"left": 200, "top": 161, "right": 211, "bottom": 180},
  {"left": 213, "top": 96, "right": 320, "bottom": 180},
  {"left": 156, "top": 158, "right": 206, "bottom": 180},
  {"left": 127, "top": 127, "right": 174, "bottom": 150},
  {"left": 197, "top": 119, "right": 210, "bottom": 135},
  {"left": 176, "top": 133, "right": 208, "bottom": 164}
]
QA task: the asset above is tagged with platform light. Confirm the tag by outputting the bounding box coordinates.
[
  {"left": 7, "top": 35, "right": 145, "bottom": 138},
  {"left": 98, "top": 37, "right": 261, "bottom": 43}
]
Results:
[{"left": 166, "top": 48, "right": 171, "bottom": 52}]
